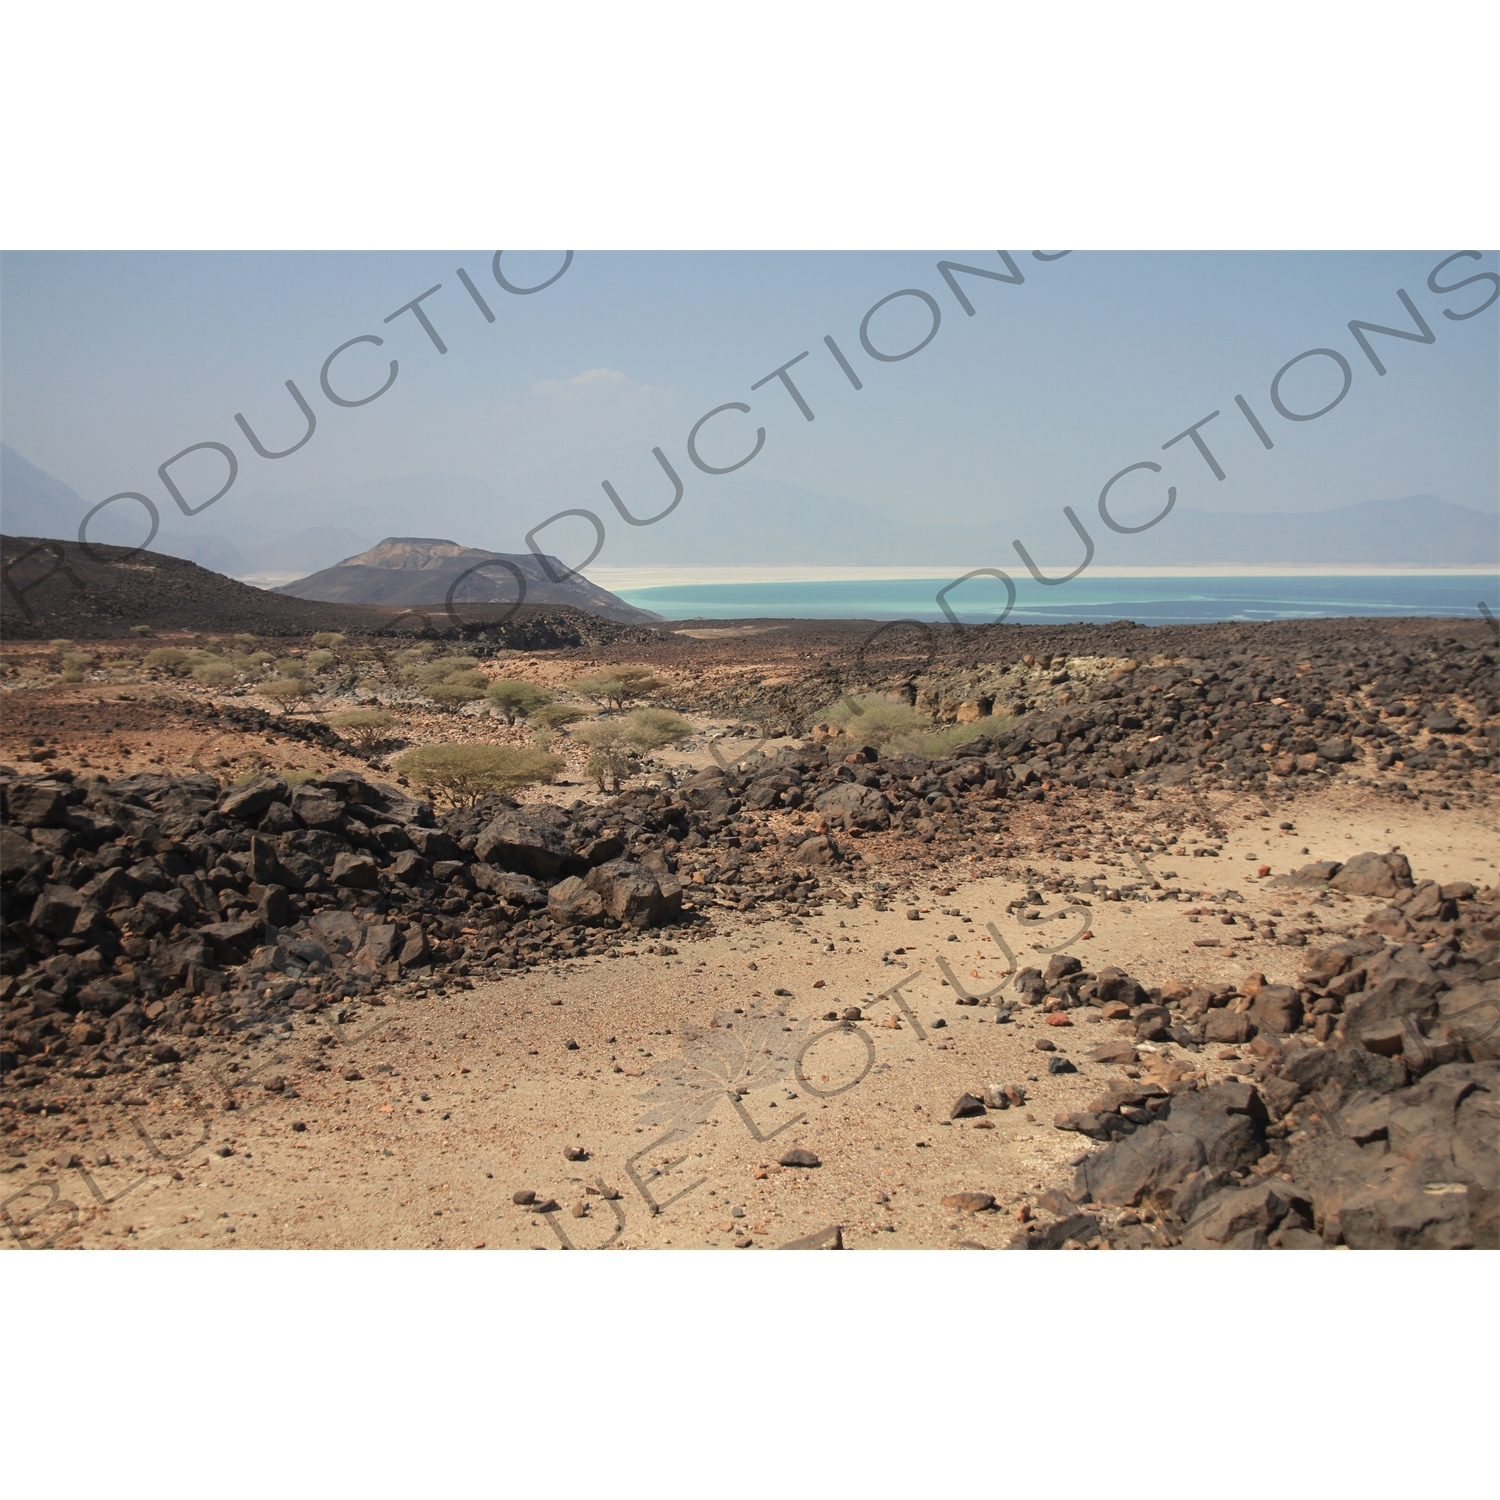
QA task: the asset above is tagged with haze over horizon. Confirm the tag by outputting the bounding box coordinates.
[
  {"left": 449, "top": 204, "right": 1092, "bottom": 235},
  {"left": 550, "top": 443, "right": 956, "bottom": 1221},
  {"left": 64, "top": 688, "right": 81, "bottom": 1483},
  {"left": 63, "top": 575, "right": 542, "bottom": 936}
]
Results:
[{"left": 2, "top": 252, "right": 1496, "bottom": 579}]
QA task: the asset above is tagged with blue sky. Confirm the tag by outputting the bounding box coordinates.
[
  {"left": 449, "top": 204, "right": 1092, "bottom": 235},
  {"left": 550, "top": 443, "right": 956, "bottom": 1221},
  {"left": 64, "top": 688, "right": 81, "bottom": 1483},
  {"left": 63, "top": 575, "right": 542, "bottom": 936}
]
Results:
[{"left": 2, "top": 250, "right": 1495, "bottom": 565}]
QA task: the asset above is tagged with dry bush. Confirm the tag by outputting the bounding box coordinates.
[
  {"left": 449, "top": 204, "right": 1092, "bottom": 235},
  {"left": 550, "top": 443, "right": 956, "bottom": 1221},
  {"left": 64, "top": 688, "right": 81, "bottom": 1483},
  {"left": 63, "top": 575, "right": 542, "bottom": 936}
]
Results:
[
  {"left": 486, "top": 679, "right": 553, "bottom": 723},
  {"left": 822, "top": 694, "right": 1017, "bottom": 759},
  {"left": 191, "top": 659, "right": 236, "bottom": 687},
  {"left": 144, "top": 647, "right": 192, "bottom": 675},
  {"left": 394, "top": 744, "right": 562, "bottom": 806},
  {"left": 583, "top": 743, "right": 634, "bottom": 792},
  {"left": 429, "top": 681, "right": 488, "bottom": 708},
  {"left": 573, "top": 711, "right": 693, "bottom": 791},
  {"left": 311, "top": 632, "right": 346, "bottom": 648},
  {"left": 329, "top": 709, "right": 396, "bottom": 751},
  {"left": 533, "top": 703, "right": 588, "bottom": 730},
  {"left": 260, "top": 679, "right": 310, "bottom": 710},
  {"left": 572, "top": 665, "right": 665, "bottom": 710},
  {"left": 618, "top": 708, "right": 695, "bottom": 751}
]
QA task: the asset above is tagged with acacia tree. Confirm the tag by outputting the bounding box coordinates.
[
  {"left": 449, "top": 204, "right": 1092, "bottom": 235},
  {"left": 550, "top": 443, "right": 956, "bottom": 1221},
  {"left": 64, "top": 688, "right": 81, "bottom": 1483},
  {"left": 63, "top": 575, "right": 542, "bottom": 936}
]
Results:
[
  {"left": 329, "top": 709, "right": 396, "bottom": 751},
  {"left": 575, "top": 709, "right": 694, "bottom": 791},
  {"left": 571, "top": 665, "right": 666, "bottom": 711},
  {"left": 486, "top": 679, "right": 554, "bottom": 724},
  {"left": 394, "top": 744, "right": 562, "bottom": 807}
]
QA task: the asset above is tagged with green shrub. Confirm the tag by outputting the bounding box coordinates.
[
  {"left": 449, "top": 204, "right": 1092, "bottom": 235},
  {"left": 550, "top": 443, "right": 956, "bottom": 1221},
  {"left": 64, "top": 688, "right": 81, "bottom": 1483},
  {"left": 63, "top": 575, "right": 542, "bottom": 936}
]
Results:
[
  {"left": 394, "top": 744, "right": 562, "bottom": 806},
  {"left": 583, "top": 743, "right": 634, "bottom": 792},
  {"left": 130, "top": 624, "right": 153, "bottom": 636},
  {"left": 306, "top": 649, "right": 336, "bottom": 673},
  {"left": 573, "top": 711, "right": 691, "bottom": 790},
  {"left": 618, "top": 707, "right": 695, "bottom": 752},
  {"left": 329, "top": 709, "right": 395, "bottom": 750},
  {"left": 572, "top": 665, "right": 665, "bottom": 710},
  {"left": 428, "top": 681, "right": 488, "bottom": 707},
  {"left": 233, "top": 633, "right": 257, "bottom": 650},
  {"left": 227, "top": 653, "right": 267, "bottom": 681},
  {"left": 49, "top": 638, "right": 73, "bottom": 653},
  {"left": 533, "top": 703, "right": 588, "bottom": 730},
  {"left": 486, "top": 679, "right": 553, "bottom": 724},
  {"left": 274, "top": 657, "right": 308, "bottom": 679},
  {"left": 311, "top": 632, "right": 346, "bottom": 648},
  {"left": 821, "top": 694, "right": 1016, "bottom": 760},
  {"left": 191, "top": 660, "right": 237, "bottom": 687},
  {"left": 61, "top": 652, "right": 94, "bottom": 671},
  {"left": 260, "top": 679, "right": 310, "bottom": 710},
  {"left": 145, "top": 647, "right": 192, "bottom": 675}
]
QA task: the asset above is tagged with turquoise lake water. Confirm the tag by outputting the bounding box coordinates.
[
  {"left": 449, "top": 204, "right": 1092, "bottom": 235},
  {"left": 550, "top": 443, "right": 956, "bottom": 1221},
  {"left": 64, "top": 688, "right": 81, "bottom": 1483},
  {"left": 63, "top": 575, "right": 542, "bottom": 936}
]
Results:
[{"left": 615, "top": 574, "right": 1500, "bottom": 625}]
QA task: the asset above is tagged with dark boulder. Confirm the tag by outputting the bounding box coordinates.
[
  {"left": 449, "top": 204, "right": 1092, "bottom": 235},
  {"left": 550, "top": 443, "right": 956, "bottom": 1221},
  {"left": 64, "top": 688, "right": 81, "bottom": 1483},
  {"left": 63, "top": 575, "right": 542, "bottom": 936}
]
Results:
[
  {"left": 0, "top": 826, "right": 42, "bottom": 880},
  {"left": 6, "top": 782, "right": 67, "bottom": 828},
  {"left": 1071, "top": 1125, "right": 1207, "bottom": 1206},
  {"left": 584, "top": 860, "right": 682, "bottom": 928},
  {"left": 471, "top": 865, "right": 546, "bottom": 905},
  {"left": 1330, "top": 851, "right": 1414, "bottom": 899},
  {"left": 331, "top": 852, "right": 379, "bottom": 889},
  {"left": 219, "top": 775, "right": 290, "bottom": 822},
  {"left": 547, "top": 876, "right": 608, "bottom": 927},
  {"left": 1249, "top": 984, "right": 1303, "bottom": 1034},
  {"left": 474, "top": 811, "right": 574, "bottom": 878},
  {"left": 1180, "top": 1180, "right": 1312, "bottom": 1248}
]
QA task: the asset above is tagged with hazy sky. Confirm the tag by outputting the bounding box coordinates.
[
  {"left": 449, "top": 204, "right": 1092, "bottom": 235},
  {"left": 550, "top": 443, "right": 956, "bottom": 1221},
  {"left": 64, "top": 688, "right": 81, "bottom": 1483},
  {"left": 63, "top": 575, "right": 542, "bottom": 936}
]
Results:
[{"left": 2, "top": 250, "right": 1495, "bottom": 563}]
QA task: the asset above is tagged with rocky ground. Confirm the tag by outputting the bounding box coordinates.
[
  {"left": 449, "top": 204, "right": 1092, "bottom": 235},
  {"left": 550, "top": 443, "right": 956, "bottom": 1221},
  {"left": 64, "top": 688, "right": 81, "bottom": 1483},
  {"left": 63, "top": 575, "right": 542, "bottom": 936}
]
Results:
[{"left": 1, "top": 612, "right": 1496, "bottom": 1248}]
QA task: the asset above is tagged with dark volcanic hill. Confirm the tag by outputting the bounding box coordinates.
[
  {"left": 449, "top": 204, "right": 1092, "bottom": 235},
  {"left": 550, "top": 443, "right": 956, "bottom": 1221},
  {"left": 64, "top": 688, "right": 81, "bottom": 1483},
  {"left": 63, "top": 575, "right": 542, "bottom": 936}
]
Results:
[
  {"left": 0, "top": 534, "right": 662, "bottom": 647},
  {"left": 274, "top": 537, "right": 662, "bottom": 625}
]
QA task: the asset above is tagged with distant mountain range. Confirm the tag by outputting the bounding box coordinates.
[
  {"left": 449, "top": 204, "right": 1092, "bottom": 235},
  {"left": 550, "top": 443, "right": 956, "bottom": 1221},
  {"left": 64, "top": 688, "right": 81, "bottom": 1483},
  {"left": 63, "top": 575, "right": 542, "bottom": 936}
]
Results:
[
  {"left": 3, "top": 441, "right": 1496, "bottom": 573},
  {"left": 275, "top": 537, "right": 663, "bottom": 625},
  {"left": 0, "top": 444, "right": 371, "bottom": 580}
]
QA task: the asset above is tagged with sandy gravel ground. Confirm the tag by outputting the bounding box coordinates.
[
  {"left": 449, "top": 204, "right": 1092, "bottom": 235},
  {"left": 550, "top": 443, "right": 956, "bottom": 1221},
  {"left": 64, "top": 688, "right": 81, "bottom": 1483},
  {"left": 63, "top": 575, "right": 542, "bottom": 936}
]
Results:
[{"left": 9, "top": 781, "right": 1492, "bottom": 1251}]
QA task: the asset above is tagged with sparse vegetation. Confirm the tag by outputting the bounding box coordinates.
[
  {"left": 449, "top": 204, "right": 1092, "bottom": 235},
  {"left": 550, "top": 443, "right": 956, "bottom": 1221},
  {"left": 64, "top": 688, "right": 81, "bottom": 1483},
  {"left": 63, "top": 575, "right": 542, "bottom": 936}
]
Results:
[
  {"left": 821, "top": 694, "right": 1016, "bottom": 759},
  {"left": 306, "top": 649, "right": 336, "bottom": 673},
  {"left": 144, "top": 647, "right": 192, "bottom": 675},
  {"left": 532, "top": 703, "right": 588, "bottom": 730},
  {"left": 233, "top": 633, "right": 257, "bottom": 649},
  {"left": 260, "top": 679, "right": 310, "bottom": 711},
  {"left": 486, "top": 679, "right": 553, "bottom": 724},
  {"left": 572, "top": 665, "right": 666, "bottom": 710},
  {"left": 311, "top": 632, "right": 346, "bottom": 648},
  {"left": 130, "top": 624, "right": 153, "bottom": 636},
  {"left": 191, "top": 659, "right": 236, "bottom": 686},
  {"left": 623, "top": 707, "right": 696, "bottom": 751},
  {"left": 328, "top": 709, "right": 396, "bottom": 751},
  {"left": 394, "top": 744, "right": 562, "bottom": 806},
  {"left": 574, "top": 709, "right": 695, "bottom": 791}
]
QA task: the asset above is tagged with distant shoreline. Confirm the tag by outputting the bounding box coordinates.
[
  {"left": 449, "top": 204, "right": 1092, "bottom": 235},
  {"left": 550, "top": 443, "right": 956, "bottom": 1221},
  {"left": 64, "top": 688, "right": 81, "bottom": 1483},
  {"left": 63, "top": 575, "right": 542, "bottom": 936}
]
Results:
[{"left": 589, "top": 563, "right": 1499, "bottom": 589}]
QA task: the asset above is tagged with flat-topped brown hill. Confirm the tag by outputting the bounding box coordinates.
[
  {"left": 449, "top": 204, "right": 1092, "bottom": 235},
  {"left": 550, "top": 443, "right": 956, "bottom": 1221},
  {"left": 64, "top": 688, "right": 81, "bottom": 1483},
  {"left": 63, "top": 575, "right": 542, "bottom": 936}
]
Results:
[
  {"left": 0, "top": 534, "right": 660, "bottom": 647},
  {"left": 274, "top": 536, "right": 663, "bottom": 625}
]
